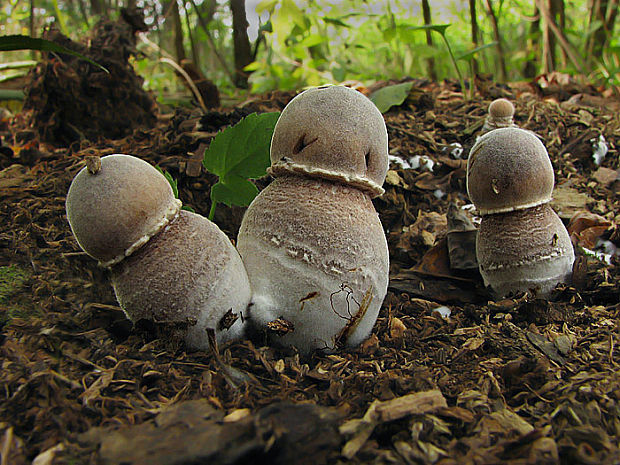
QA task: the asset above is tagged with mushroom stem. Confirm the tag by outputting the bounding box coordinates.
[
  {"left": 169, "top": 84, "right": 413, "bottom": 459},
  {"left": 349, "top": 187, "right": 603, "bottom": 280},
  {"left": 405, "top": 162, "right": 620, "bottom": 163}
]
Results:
[{"left": 477, "top": 203, "right": 574, "bottom": 297}]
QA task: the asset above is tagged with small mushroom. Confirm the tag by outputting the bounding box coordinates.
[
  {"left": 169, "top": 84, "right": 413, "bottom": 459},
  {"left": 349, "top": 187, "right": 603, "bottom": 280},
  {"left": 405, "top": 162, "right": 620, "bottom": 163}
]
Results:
[
  {"left": 467, "top": 127, "right": 554, "bottom": 215},
  {"left": 480, "top": 98, "right": 517, "bottom": 135},
  {"left": 237, "top": 86, "right": 389, "bottom": 354},
  {"left": 466, "top": 128, "right": 574, "bottom": 297},
  {"left": 66, "top": 154, "right": 249, "bottom": 348}
]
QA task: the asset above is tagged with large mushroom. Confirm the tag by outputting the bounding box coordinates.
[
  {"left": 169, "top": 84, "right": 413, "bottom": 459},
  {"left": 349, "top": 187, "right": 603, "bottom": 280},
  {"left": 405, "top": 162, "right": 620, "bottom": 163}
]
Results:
[
  {"left": 237, "top": 85, "right": 390, "bottom": 354},
  {"left": 467, "top": 128, "right": 575, "bottom": 297},
  {"left": 66, "top": 154, "right": 250, "bottom": 348}
]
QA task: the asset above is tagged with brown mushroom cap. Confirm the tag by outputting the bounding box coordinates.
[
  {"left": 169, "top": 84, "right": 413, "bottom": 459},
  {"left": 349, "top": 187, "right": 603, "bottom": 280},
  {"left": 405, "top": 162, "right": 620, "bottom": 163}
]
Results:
[
  {"left": 66, "top": 154, "right": 181, "bottom": 266},
  {"left": 477, "top": 204, "right": 575, "bottom": 297},
  {"left": 488, "top": 98, "right": 515, "bottom": 119},
  {"left": 111, "top": 209, "right": 250, "bottom": 347},
  {"left": 467, "top": 127, "right": 554, "bottom": 214},
  {"left": 269, "top": 85, "right": 388, "bottom": 197}
]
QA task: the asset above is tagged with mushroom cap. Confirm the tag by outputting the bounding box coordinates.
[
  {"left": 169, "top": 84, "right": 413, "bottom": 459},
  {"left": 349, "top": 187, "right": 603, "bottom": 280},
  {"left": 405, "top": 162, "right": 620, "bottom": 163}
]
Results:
[
  {"left": 66, "top": 154, "right": 181, "bottom": 266},
  {"left": 488, "top": 98, "right": 515, "bottom": 119},
  {"left": 110, "top": 210, "right": 250, "bottom": 347},
  {"left": 477, "top": 204, "right": 575, "bottom": 298},
  {"left": 269, "top": 85, "right": 389, "bottom": 197},
  {"left": 237, "top": 175, "right": 389, "bottom": 354},
  {"left": 467, "top": 127, "right": 554, "bottom": 214}
]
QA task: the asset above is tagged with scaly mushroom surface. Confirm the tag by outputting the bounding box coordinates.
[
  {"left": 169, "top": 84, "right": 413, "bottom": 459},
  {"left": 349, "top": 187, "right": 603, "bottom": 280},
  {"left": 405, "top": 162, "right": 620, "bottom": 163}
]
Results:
[
  {"left": 466, "top": 128, "right": 575, "bottom": 297},
  {"left": 237, "top": 86, "right": 390, "bottom": 354},
  {"left": 66, "top": 154, "right": 249, "bottom": 347}
]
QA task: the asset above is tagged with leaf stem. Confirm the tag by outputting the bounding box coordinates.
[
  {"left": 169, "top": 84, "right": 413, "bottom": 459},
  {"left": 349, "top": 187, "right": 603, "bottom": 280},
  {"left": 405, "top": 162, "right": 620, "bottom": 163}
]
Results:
[
  {"left": 208, "top": 200, "right": 217, "bottom": 221},
  {"left": 439, "top": 34, "right": 466, "bottom": 98}
]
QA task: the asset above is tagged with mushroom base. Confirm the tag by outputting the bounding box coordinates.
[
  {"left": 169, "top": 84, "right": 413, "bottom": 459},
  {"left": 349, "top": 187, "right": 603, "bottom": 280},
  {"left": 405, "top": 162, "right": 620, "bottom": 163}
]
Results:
[
  {"left": 237, "top": 176, "right": 389, "bottom": 355},
  {"left": 477, "top": 204, "right": 575, "bottom": 298},
  {"left": 479, "top": 254, "right": 574, "bottom": 298},
  {"left": 110, "top": 210, "right": 250, "bottom": 349}
]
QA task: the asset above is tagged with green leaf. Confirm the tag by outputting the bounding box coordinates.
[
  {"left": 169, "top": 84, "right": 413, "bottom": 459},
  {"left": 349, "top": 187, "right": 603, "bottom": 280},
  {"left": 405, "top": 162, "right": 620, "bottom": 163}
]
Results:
[
  {"left": 457, "top": 42, "right": 497, "bottom": 61},
  {"left": 211, "top": 176, "right": 260, "bottom": 208},
  {"left": 370, "top": 81, "right": 414, "bottom": 113},
  {"left": 203, "top": 112, "right": 280, "bottom": 180},
  {"left": 0, "top": 35, "right": 109, "bottom": 73},
  {"left": 203, "top": 111, "right": 280, "bottom": 219},
  {"left": 323, "top": 16, "right": 351, "bottom": 28},
  {"left": 155, "top": 166, "right": 179, "bottom": 198},
  {"left": 404, "top": 24, "right": 451, "bottom": 37}
]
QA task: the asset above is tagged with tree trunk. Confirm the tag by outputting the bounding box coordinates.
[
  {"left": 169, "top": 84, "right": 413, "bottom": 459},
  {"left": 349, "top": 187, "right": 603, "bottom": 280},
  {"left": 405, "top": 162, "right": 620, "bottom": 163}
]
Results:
[
  {"left": 587, "top": 0, "right": 618, "bottom": 65},
  {"left": 523, "top": 2, "right": 540, "bottom": 78},
  {"left": 483, "top": 0, "right": 507, "bottom": 82},
  {"left": 90, "top": 0, "right": 103, "bottom": 17},
  {"left": 189, "top": 0, "right": 235, "bottom": 84},
  {"left": 180, "top": 0, "right": 199, "bottom": 68},
  {"left": 541, "top": 0, "right": 556, "bottom": 73},
  {"left": 552, "top": 0, "right": 567, "bottom": 68},
  {"left": 171, "top": 0, "right": 186, "bottom": 63},
  {"left": 230, "top": 0, "right": 253, "bottom": 89},
  {"left": 536, "top": 0, "right": 585, "bottom": 73},
  {"left": 422, "top": 0, "right": 437, "bottom": 80},
  {"left": 468, "top": 0, "right": 479, "bottom": 75}
]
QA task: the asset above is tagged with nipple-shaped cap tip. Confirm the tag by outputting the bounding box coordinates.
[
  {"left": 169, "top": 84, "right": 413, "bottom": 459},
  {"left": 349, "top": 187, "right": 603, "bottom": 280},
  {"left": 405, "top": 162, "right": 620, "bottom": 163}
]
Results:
[
  {"left": 488, "top": 98, "right": 515, "bottom": 119},
  {"left": 269, "top": 85, "right": 389, "bottom": 196}
]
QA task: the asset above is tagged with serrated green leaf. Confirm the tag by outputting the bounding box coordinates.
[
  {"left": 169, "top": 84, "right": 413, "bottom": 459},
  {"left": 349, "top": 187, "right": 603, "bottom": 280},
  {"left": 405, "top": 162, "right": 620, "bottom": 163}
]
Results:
[
  {"left": 370, "top": 81, "right": 414, "bottom": 113},
  {"left": 203, "top": 111, "right": 280, "bottom": 219},
  {"left": 0, "top": 35, "right": 109, "bottom": 73},
  {"left": 203, "top": 111, "right": 280, "bottom": 180},
  {"left": 211, "top": 176, "right": 259, "bottom": 208}
]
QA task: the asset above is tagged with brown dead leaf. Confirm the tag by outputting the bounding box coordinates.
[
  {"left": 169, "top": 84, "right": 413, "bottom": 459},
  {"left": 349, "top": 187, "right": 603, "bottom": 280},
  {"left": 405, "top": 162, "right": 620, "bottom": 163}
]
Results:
[{"left": 567, "top": 211, "right": 612, "bottom": 249}]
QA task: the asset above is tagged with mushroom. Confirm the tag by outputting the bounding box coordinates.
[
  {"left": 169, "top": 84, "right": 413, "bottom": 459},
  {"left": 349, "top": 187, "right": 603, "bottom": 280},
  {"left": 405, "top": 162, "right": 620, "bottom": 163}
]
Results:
[
  {"left": 467, "top": 128, "right": 575, "bottom": 297},
  {"left": 480, "top": 98, "right": 517, "bottom": 135},
  {"left": 66, "top": 154, "right": 249, "bottom": 348},
  {"left": 237, "top": 85, "right": 390, "bottom": 354}
]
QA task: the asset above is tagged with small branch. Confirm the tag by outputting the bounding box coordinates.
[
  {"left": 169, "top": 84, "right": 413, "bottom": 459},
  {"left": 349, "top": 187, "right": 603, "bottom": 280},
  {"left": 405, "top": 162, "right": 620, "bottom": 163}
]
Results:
[
  {"left": 159, "top": 57, "right": 208, "bottom": 112},
  {"left": 187, "top": 0, "right": 235, "bottom": 85},
  {"left": 535, "top": 0, "right": 585, "bottom": 73}
]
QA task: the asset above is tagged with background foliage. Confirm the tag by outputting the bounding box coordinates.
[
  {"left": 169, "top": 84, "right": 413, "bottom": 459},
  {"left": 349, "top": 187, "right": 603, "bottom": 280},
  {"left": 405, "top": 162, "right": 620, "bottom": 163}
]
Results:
[{"left": 1, "top": 0, "right": 618, "bottom": 102}]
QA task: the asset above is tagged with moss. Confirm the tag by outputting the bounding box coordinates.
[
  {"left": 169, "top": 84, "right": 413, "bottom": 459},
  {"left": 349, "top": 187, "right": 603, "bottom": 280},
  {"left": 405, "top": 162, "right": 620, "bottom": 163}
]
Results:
[{"left": 0, "top": 265, "right": 36, "bottom": 324}]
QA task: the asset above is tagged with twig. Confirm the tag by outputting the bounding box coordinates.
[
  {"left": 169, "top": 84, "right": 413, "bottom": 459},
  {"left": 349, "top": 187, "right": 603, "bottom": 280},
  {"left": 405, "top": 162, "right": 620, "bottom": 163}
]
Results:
[
  {"left": 159, "top": 57, "right": 207, "bottom": 112},
  {"left": 535, "top": 0, "right": 585, "bottom": 73}
]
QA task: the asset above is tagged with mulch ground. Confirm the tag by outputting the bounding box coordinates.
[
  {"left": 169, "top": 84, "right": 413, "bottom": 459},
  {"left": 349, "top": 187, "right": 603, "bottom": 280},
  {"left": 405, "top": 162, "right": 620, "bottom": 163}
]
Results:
[{"left": 0, "top": 44, "right": 619, "bottom": 464}]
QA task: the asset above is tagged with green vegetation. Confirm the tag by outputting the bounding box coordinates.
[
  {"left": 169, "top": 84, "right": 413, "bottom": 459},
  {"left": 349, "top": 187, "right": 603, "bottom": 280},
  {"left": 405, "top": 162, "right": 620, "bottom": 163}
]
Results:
[
  {"left": 202, "top": 111, "right": 280, "bottom": 220},
  {"left": 0, "top": 264, "right": 35, "bottom": 324},
  {"left": 1, "top": 1, "right": 617, "bottom": 100},
  {"left": 0, "top": 35, "right": 108, "bottom": 72}
]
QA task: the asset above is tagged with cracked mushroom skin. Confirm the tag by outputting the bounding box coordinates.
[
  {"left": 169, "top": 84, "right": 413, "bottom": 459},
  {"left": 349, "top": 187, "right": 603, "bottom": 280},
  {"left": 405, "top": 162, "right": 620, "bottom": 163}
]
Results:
[
  {"left": 66, "top": 154, "right": 249, "bottom": 347},
  {"left": 466, "top": 129, "right": 575, "bottom": 297},
  {"left": 237, "top": 86, "right": 389, "bottom": 354}
]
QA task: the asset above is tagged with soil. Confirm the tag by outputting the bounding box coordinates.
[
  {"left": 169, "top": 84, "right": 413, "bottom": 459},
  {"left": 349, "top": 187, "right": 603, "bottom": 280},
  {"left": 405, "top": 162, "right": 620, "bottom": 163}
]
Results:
[{"left": 0, "top": 34, "right": 619, "bottom": 465}]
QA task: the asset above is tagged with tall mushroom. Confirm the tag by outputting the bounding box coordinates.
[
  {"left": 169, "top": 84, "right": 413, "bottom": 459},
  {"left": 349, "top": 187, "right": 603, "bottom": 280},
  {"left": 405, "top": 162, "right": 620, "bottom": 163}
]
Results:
[
  {"left": 66, "top": 154, "right": 250, "bottom": 348},
  {"left": 237, "top": 85, "right": 390, "bottom": 354},
  {"left": 467, "top": 128, "right": 575, "bottom": 297}
]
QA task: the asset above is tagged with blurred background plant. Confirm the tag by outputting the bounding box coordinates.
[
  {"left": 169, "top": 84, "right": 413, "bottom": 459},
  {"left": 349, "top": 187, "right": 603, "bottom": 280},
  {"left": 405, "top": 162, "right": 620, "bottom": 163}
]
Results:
[{"left": 1, "top": 0, "right": 618, "bottom": 105}]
